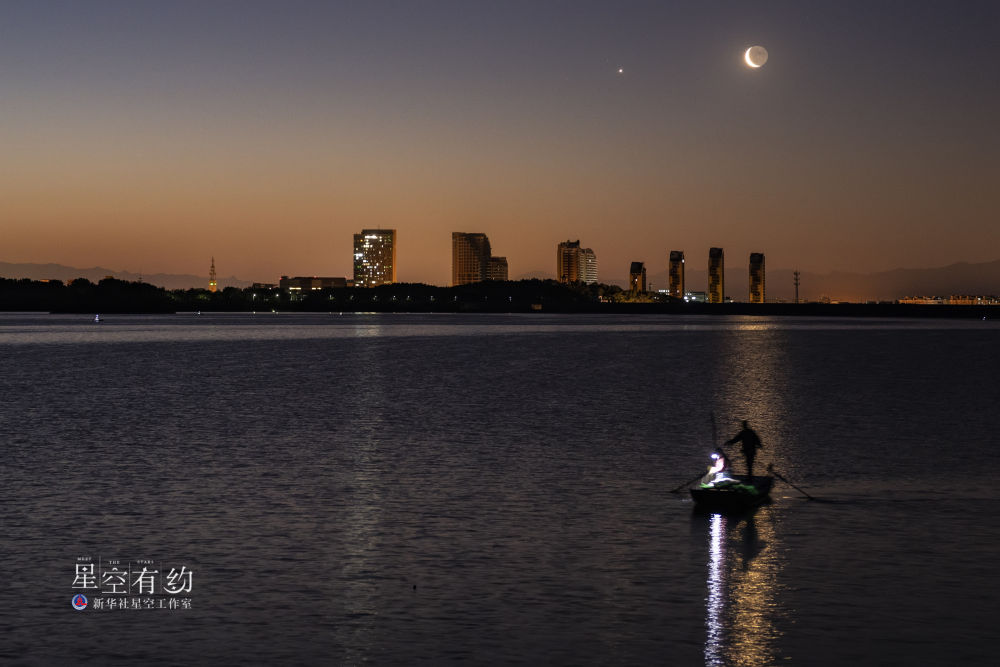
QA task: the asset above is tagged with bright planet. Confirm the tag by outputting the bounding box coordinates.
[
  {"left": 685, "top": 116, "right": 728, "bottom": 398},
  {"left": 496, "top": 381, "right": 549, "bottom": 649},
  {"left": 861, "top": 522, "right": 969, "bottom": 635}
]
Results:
[{"left": 744, "top": 45, "right": 768, "bottom": 68}]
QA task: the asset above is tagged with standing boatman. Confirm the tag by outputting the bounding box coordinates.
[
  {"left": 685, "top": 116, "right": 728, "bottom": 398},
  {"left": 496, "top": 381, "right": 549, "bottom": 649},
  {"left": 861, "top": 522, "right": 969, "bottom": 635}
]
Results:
[{"left": 724, "top": 420, "right": 763, "bottom": 480}]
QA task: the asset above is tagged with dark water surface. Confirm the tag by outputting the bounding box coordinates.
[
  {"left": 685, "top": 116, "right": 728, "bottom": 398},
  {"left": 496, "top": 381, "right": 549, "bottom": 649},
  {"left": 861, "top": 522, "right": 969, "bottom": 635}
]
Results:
[{"left": 2, "top": 313, "right": 998, "bottom": 665}]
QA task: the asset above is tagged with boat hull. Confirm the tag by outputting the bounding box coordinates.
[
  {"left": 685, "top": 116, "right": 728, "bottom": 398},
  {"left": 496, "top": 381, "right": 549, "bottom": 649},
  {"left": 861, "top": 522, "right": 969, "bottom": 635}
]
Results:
[{"left": 689, "top": 475, "right": 773, "bottom": 511}]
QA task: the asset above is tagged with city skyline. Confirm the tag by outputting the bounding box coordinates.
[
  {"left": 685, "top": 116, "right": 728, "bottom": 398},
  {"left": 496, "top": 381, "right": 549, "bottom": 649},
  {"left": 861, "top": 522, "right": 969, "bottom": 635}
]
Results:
[
  {"left": 261, "top": 229, "right": 768, "bottom": 298},
  {"left": 2, "top": 2, "right": 998, "bottom": 284}
]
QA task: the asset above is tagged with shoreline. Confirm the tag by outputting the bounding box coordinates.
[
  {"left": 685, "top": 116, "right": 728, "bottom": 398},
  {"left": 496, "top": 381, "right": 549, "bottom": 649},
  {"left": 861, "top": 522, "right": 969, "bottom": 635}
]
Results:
[{"left": 28, "top": 302, "right": 997, "bottom": 318}]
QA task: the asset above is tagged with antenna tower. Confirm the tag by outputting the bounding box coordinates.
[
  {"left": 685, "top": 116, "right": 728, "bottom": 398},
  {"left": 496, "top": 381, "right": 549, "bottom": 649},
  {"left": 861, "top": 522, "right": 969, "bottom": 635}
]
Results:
[{"left": 209, "top": 257, "right": 218, "bottom": 293}]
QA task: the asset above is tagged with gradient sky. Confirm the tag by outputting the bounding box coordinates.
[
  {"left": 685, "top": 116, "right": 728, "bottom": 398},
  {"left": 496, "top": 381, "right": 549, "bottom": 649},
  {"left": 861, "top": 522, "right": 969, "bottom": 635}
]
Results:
[{"left": 2, "top": 0, "right": 997, "bottom": 285}]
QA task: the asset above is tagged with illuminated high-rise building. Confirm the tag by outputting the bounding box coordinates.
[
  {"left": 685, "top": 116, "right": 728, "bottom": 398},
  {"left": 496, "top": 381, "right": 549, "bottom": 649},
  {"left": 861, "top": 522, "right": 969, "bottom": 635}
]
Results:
[
  {"left": 557, "top": 240, "right": 598, "bottom": 284},
  {"left": 353, "top": 229, "right": 396, "bottom": 287},
  {"left": 749, "top": 253, "right": 765, "bottom": 303},
  {"left": 580, "top": 248, "right": 597, "bottom": 284},
  {"left": 708, "top": 247, "right": 724, "bottom": 303},
  {"left": 629, "top": 262, "right": 647, "bottom": 295},
  {"left": 452, "top": 232, "right": 492, "bottom": 285},
  {"left": 208, "top": 257, "right": 218, "bottom": 293},
  {"left": 668, "top": 250, "right": 685, "bottom": 299}
]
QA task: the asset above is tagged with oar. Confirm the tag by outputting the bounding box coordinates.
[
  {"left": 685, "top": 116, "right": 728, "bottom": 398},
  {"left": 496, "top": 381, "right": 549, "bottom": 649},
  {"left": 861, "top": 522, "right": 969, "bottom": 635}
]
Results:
[
  {"left": 669, "top": 472, "right": 705, "bottom": 494},
  {"left": 670, "top": 413, "right": 720, "bottom": 495},
  {"left": 767, "top": 464, "right": 817, "bottom": 500}
]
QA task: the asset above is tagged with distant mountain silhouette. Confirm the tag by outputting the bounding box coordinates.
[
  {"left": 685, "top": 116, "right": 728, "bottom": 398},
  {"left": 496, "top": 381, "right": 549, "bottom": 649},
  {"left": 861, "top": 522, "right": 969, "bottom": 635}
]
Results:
[
  {"left": 0, "top": 262, "right": 250, "bottom": 290},
  {"left": 562, "top": 260, "right": 1000, "bottom": 302}
]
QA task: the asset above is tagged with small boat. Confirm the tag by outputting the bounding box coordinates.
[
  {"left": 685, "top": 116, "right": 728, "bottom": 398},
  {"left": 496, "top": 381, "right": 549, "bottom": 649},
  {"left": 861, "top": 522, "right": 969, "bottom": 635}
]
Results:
[
  {"left": 94, "top": 314, "right": 103, "bottom": 323},
  {"left": 690, "top": 475, "right": 773, "bottom": 511}
]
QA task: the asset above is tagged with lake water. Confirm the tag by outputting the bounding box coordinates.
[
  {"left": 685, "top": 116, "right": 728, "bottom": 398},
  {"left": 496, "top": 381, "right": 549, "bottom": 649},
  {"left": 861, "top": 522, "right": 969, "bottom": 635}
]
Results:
[{"left": 1, "top": 312, "right": 998, "bottom": 665}]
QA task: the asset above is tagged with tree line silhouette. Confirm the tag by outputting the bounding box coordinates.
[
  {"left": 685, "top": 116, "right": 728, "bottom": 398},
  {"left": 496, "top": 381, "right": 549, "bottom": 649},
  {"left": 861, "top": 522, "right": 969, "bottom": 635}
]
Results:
[{"left": 1, "top": 277, "right": 992, "bottom": 317}]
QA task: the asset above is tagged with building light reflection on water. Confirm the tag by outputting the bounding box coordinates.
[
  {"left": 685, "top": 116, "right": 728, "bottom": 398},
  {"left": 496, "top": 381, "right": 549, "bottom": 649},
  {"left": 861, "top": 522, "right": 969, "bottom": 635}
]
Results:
[{"left": 703, "top": 510, "right": 784, "bottom": 666}]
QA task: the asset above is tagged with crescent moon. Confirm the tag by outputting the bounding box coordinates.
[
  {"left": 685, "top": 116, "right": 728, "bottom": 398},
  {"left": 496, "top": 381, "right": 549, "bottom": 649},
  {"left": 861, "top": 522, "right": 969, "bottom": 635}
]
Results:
[{"left": 744, "top": 45, "right": 768, "bottom": 68}]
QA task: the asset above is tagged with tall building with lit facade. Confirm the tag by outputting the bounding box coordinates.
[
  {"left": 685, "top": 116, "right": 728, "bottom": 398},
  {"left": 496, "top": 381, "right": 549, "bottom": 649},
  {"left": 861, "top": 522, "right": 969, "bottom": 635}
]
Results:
[
  {"left": 668, "top": 250, "right": 684, "bottom": 298},
  {"left": 452, "top": 232, "right": 492, "bottom": 285},
  {"left": 353, "top": 229, "right": 396, "bottom": 287},
  {"left": 749, "top": 252, "right": 765, "bottom": 303},
  {"left": 708, "top": 247, "right": 724, "bottom": 303},
  {"left": 581, "top": 249, "right": 597, "bottom": 284},
  {"left": 629, "top": 262, "right": 647, "bottom": 295},
  {"left": 557, "top": 240, "right": 598, "bottom": 284}
]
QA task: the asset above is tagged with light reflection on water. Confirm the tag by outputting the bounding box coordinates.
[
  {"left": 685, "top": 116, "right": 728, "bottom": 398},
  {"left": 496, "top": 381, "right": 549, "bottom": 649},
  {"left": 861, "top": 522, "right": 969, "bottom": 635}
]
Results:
[
  {"left": 704, "top": 327, "right": 790, "bottom": 665},
  {"left": 1, "top": 312, "right": 994, "bottom": 346},
  {"left": 705, "top": 514, "right": 726, "bottom": 665},
  {"left": 702, "top": 324, "right": 790, "bottom": 666},
  {"left": 703, "top": 509, "right": 784, "bottom": 667},
  {"left": 338, "top": 328, "right": 388, "bottom": 650},
  {"left": 709, "top": 326, "right": 793, "bottom": 475}
]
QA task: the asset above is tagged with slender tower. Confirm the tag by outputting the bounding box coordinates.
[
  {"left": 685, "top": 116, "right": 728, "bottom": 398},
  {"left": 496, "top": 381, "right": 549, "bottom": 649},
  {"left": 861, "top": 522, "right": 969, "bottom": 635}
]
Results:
[
  {"left": 749, "top": 253, "right": 765, "bottom": 303},
  {"left": 708, "top": 248, "right": 724, "bottom": 303},
  {"left": 668, "top": 251, "right": 685, "bottom": 299},
  {"left": 209, "top": 257, "right": 218, "bottom": 293}
]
